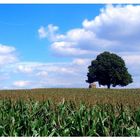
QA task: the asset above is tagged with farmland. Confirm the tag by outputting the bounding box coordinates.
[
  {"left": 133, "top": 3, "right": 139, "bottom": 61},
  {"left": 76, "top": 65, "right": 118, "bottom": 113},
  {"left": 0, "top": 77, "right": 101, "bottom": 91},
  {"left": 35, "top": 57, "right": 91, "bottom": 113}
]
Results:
[
  {"left": 1, "top": 88, "right": 140, "bottom": 108},
  {"left": 1, "top": 88, "right": 140, "bottom": 136}
]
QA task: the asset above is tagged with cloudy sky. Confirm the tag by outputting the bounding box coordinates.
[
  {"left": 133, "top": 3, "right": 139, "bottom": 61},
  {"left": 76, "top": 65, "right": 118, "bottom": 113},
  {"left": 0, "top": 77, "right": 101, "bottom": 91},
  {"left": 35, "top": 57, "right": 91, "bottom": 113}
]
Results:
[{"left": 0, "top": 4, "right": 140, "bottom": 89}]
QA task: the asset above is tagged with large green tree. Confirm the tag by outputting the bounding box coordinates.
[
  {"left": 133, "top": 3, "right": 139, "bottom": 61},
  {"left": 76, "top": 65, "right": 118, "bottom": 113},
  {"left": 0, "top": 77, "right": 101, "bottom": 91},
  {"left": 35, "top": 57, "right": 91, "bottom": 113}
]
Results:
[{"left": 86, "top": 51, "right": 133, "bottom": 89}]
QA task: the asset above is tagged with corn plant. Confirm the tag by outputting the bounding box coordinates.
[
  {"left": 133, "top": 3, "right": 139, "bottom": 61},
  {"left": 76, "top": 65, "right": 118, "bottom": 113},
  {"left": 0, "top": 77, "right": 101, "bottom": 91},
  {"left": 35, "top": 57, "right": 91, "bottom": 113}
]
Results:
[{"left": 0, "top": 99, "right": 140, "bottom": 136}]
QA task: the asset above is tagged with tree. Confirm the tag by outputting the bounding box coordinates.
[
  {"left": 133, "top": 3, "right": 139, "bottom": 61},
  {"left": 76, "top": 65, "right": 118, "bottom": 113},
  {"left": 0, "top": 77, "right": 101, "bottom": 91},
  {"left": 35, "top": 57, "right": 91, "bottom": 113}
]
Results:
[{"left": 86, "top": 51, "right": 133, "bottom": 89}]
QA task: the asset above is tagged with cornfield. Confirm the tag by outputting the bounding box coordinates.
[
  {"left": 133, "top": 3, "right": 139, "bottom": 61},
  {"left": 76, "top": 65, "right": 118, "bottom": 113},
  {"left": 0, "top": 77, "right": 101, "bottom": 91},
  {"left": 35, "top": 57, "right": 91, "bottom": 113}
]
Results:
[{"left": 0, "top": 88, "right": 140, "bottom": 136}]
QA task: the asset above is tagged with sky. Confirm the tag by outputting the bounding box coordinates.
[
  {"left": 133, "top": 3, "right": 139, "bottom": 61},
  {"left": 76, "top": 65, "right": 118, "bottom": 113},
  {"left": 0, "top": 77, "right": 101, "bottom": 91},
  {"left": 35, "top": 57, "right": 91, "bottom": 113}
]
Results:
[{"left": 0, "top": 4, "right": 140, "bottom": 89}]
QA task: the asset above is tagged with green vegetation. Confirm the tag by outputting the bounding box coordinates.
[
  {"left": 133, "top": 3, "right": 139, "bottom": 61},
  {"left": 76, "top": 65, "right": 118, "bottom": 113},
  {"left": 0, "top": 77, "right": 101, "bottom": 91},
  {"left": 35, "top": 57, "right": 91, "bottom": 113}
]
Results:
[{"left": 0, "top": 88, "right": 140, "bottom": 136}]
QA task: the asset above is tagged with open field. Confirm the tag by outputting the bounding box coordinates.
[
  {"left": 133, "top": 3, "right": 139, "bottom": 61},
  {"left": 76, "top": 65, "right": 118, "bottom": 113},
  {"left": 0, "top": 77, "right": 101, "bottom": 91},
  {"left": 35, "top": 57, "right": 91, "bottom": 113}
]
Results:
[
  {"left": 0, "top": 88, "right": 140, "bottom": 108},
  {"left": 1, "top": 88, "right": 140, "bottom": 136}
]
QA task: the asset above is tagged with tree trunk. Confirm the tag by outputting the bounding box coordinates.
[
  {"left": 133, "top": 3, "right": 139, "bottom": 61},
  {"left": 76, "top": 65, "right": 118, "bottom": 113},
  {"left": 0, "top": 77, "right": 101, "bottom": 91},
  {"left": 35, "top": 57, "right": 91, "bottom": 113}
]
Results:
[{"left": 107, "top": 84, "right": 111, "bottom": 89}]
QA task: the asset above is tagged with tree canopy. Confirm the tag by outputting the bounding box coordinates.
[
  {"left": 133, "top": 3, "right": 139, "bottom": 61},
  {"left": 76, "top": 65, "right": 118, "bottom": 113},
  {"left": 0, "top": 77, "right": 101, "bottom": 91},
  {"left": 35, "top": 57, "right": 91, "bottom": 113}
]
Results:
[{"left": 86, "top": 51, "right": 133, "bottom": 89}]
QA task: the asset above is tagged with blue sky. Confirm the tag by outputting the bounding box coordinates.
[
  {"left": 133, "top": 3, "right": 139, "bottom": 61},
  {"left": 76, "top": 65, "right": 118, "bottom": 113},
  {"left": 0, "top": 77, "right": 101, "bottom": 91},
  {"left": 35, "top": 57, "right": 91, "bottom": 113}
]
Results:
[
  {"left": 0, "top": 4, "right": 102, "bottom": 62},
  {"left": 0, "top": 4, "right": 140, "bottom": 89}
]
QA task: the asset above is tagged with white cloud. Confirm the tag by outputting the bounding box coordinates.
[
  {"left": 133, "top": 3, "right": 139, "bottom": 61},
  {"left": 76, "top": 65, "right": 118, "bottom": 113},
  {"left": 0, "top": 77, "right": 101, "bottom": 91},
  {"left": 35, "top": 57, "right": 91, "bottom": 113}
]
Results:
[
  {"left": 120, "top": 53, "right": 140, "bottom": 82},
  {"left": 14, "top": 62, "right": 78, "bottom": 75},
  {"left": 16, "top": 65, "right": 33, "bottom": 73},
  {"left": 38, "top": 26, "right": 47, "bottom": 39},
  {"left": 73, "top": 58, "right": 90, "bottom": 65},
  {"left": 82, "top": 4, "right": 140, "bottom": 51},
  {"left": 38, "top": 24, "right": 65, "bottom": 41},
  {"left": 39, "top": 5, "right": 140, "bottom": 58},
  {"left": 51, "top": 41, "right": 94, "bottom": 57},
  {"left": 36, "top": 71, "right": 48, "bottom": 77},
  {"left": 0, "top": 44, "right": 17, "bottom": 66},
  {"left": 0, "top": 55, "right": 17, "bottom": 65},
  {"left": 0, "top": 44, "right": 15, "bottom": 54},
  {"left": 122, "top": 55, "right": 140, "bottom": 65},
  {"left": 13, "top": 80, "right": 31, "bottom": 88},
  {"left": 3, "top": 55, "right": 138, "bottom": 89},
  {"left": 50, "top": 28, "right": 117, "bottom": 57},
  {"left": 83, "top": 5, "right": 140, "bottom": 35},
  {"left": 5, "top": 61, "right": 89, "bottom": 89}
]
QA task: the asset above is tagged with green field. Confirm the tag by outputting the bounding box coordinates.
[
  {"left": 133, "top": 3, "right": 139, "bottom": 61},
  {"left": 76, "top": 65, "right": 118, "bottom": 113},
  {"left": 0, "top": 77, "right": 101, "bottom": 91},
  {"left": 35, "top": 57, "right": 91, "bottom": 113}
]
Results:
[{"left": 1, "top": 88, "right": 140, "bottom": 136}]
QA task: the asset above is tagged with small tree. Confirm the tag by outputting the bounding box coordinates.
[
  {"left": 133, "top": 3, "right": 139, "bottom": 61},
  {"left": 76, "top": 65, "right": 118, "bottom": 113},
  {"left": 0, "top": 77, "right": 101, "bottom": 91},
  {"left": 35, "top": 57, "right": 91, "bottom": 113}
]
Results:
[{"left": 86, "top": 51, "right": 133, "bottom": 89}]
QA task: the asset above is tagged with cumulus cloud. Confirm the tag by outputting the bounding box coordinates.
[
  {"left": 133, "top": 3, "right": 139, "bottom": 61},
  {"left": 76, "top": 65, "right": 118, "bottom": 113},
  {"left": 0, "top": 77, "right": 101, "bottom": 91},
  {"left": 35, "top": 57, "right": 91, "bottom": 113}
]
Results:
[
  {"left": 83, "top": 5, "right": 140, "bottom": 38},
  {"left": 51, "top": 41, "right": 95, "bottom": 57},
  {"left": 82, "top": 4, "right": 140, "bottom": 51},
  {"left": 38, "top": 24, "right": 65, "bottom": 41},
  {"left": 38, "top": 26, "right": 47, "bottom": 39},
  {"left": 0, "top": 44, "right": 17, "bottom": 66},
  {"left": 38, "top": 5, "right": 140, "bottom": 57},
  {"left": 50, "top": 28, "right": 117, "bottom": 57}
]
